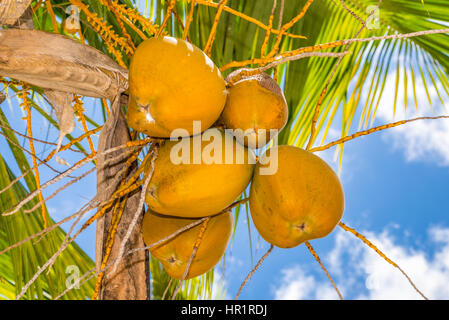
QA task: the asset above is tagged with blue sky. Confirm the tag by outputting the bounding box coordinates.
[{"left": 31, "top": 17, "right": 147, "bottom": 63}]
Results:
[
  {"left": 225, "top": 122, "right": 449, "bottom": 300},
  {"left": 221, "top": 66, "right": 449, "bottom": 300}
]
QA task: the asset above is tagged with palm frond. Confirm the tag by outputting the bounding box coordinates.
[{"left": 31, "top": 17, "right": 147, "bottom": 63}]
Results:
[{"left": 0, "top": 111, "right": 95, "bottom": 299}]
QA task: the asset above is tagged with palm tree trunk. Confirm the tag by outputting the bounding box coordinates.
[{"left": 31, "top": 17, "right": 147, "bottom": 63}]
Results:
[{"left": 96, "top": 99, "right": 150, "bottom": 300}]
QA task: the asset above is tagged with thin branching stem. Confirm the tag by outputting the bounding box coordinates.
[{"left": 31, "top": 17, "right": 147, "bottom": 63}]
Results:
[
  {"left": 92, "top": 144, "right": 145, "bottom": 299},
  {"left": 157, "top": 0, "right": 176, "bottom": 37},
  {"left": 234, "top": 244, "right": 274, "bottom": 300},
  {"left": 338, "top": 222, "right": 428, "bottom": 300},
  {"left": 203, "top": 0, "right": 229, "bottom": 57},
  {"left": 305, "top": 241, "right": 343, "bottom": 300},
  {"left": 92, "top": 196, "right": 126, "bottom": 300},
  {"left": 196, "top": 0, "right": 306, "bottom": 40},
  {"left": 53, "top": 200, "right": 244, "bottom": 299},
  {"left": 305, "top": 0, "right": 384, "bottom": 150},
  {"left": 73, "top": 95, "right": 97, "bottom": 163},
  {"left": 2, "top": 143, "right": 145, "bottom": 217},
  {"left": 260, "top": 0, "right": 277, "bottom": 58},
  {"left": 171, "top": 217, "right": 210, "bottom": 300},
  {"left": 277, "top": 0, "right": 285, "bottom": 30},
  {"left": 17, "top": 191, "right": 248, "bottom": 299},
  {"left": 23, "top": 166, "right": 96, "bottom": 214},
  {"left": 266, "top": 0, "right": 315, "bottom": 58},
  {"left": 227, "top": 52, "right": 351, "bottom": 86},
  {"left": 110, "top": 146, "right": 159, "bottom": 274},
  {"left": 45, "top": 0, "right": 59, "bottom": 33},
  {"left": 221, "top": 27, "right": 449, "bottom": 71},
  {"left": 34, "top": 197, "right": 98, "bottom": 245},
  {"left": 0, "top": 197, "right": 97, "bottom": 256},
  {"left": 54, "top": 216, "right": 214, "bottom": 300},
  {"left": 0, "top": 131, "right": 64, "bottom": 177},
  {"left": 183, "top": 0, "right": 196, "bottom": 40},
  {"left": 0, "top": 123, "right": 82, "bottom": 153},
  {"left": 0, "top": 126, "right": 104, "bottom": 196},
  {"left": 162, "top": 278, "right": 173, "bottom": 300},
  {"left": 339, "top": 0, "right": 368, "bottom": 28},
  {"left": 310, "top": 115, "right": 449, "bottom": 153},
  {"left": 15, "top": 199, "right": 100, "bottom": 299}
]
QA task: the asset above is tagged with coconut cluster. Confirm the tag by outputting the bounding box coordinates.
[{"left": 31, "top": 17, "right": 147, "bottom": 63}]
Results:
[{"left": 127, "top": 36, "right": 345, "bottom": 280}]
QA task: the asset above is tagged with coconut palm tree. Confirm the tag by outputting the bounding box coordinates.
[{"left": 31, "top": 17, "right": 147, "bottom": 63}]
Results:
[{"left": 0, "top": 0, "right": 448, "bottom": 300}]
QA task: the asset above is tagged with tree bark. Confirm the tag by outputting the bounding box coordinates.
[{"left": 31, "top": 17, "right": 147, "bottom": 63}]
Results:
[
  {"left": 96, "top": 99, "right": 150, "bottom": 300},
  {"left": 0, "top": 0, "right": 32, "bottom": 26}
]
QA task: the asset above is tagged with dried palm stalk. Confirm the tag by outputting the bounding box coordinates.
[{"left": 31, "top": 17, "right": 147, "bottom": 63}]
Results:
[
  {"left": 0, "top": 29, "right": 128, "bottom": 100},
  {"left": 96, "top": 98, "right": 150, "bottom": 300},
  {"left": 44, "top": 89, "right": 76, "bottom": 165},
  {"left": 0, "top": 0, "right": 32, "bottom": 25}
]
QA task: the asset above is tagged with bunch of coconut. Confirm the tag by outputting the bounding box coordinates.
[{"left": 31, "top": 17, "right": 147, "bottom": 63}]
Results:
[{"left": 127, "top": 36, "right": 345, "bottom": 281}]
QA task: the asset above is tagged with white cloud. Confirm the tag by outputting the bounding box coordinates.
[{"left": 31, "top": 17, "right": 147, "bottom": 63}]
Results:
[
  {"left": 373, "top": 67, "right": 449, "bottom": 166},
  {"left": 210, "top": 270, "right": 231, "bottom": 300},
  {"left": 385, "top": 117, "right": 449, "bottom": 166},
  {"left": 273, "top": 265, "right": 339, "bottom": 300},
  {"left": 353, "top": 226, "right": 449, "bottom": 300},
  {"left": 273, "top": 226, "right": 449, "bottom": 300}
]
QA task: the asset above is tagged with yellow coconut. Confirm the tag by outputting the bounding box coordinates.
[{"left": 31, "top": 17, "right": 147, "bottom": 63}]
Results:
[
  {"left": 249, "top": 145, "right": 344, "bottom": 248},
  {"left": 142, "top": 210, "right": 232, "bottom": 280},
  {"left": 220, "top": 68, "right": 288, "bottom": 149},
  {"left": 145, "top": 128, "right": 256, "bottom": 218},
  {"left": 128, "top": 36, "right": 227, "bottom": 137}
]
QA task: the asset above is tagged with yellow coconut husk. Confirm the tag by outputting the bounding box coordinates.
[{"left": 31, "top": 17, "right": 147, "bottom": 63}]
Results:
[
  {"left": 145, "top": 128, "right": 256, "bottom": 218},
  {"left": 128, "top": 36, "right": 227, "bottom": 138},
  {"left": 142, "top": 210, "right": 233, "bottom": 280},
  {"left": 221, "top": 68, "right": 288, "bottom": 149},
  {"left": 249, "top": 145, "right": 344, "bottom": 248}
]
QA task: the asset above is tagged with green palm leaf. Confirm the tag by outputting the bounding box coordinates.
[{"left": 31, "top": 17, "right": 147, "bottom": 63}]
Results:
[{"left": 0, "top": 109, "right": 95, "bottom": 300}]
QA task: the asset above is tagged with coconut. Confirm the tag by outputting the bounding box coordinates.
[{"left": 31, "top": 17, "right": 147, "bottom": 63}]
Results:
[
  {"left": 128, "top": 36, "right": 227, "bottom": 137},
  {"left": 142, "top": 210, "right": 232, "bottom": 280},
  {"left": 249, "top": 145, "right": 344, "bottom": 248},
  {"left": 145, "top": 128, "right": 256, "bottom": 218},
  {"left": 220, "top": 68, "right": 288, "bottom": 149}
]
